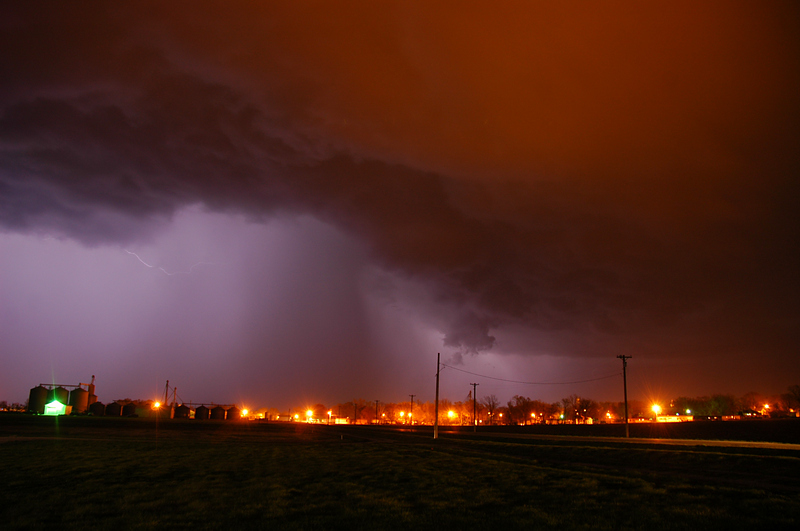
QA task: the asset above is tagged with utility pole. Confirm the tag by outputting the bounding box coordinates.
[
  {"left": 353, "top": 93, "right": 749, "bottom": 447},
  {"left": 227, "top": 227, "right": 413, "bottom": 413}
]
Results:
[
  {"left": 617, "top": 355, "right": 632, "bottom": 438},
  {"left": 470, "top": 383, "right": 479, "bottom": 432},
  {"left": 408, "top": 394, "right": 415, "bottom": 427},
  {"left": 434, "top": 353, "right": 440, "bottom": 439},
  {"left": 375, "top": 400, "right": 380, "bottom": 425}
]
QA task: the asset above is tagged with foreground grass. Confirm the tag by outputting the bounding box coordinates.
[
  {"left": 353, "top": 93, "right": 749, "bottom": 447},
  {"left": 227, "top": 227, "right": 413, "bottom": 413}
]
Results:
[{"left": 1, "top": 420, "right": 799, "bottom": 530}]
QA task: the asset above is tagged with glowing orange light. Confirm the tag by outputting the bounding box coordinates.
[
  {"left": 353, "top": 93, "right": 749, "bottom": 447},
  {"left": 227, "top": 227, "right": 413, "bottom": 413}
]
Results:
[{"left": 153, "top": 402, "right": 161, "bottom": 409}]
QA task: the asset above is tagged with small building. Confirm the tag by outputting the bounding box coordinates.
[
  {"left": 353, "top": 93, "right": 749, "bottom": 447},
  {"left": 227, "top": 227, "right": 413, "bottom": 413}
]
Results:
[
  {"left": 105, "top": 402, "right": 123, "bottom": 417},
  {"left": 43, "top": 400, "right": 72, "bottom": 416}
]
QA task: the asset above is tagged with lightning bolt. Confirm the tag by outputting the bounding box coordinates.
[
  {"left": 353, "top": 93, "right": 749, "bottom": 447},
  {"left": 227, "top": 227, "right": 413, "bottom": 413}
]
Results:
[
  {"left": 125, "top": 250, "right": 154, "bottom": 268},
  {"left": 125, "top": 250, "right": 212, "bottom": 275}
]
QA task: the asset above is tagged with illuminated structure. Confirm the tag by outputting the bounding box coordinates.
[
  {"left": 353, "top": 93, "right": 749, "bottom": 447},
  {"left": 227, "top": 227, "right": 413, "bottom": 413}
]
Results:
[{"left": 28, "top": 376, "right": 97, "bottom": 414}]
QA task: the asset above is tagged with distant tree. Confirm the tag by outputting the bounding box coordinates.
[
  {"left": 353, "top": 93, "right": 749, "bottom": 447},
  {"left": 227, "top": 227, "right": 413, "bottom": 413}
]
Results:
[
  {"left": 337, "top": 399, "right": 370, "bottom": 424},
  {"left": 707, "top": 394, "right": 737, "bottom": 416},
  {"left": 481, "top": 395, "right": 500, "bottom": 425},
  {"left": 738, "top": 392, "right": 765, "bottom": 413},
  {"left": 529, "top": 400, "right": 554, "bottom": 424},
  {"left": 496, "top": 406, "right": 511, "bottom": 425},
  {"left": 507, "top": 395, "right": 534, "bottom": 425},
  {"left": 560, "top": 396, "right": 577, "bottom": 423},
  {"left": 784, "top": 385, "right": 800, "bottom": 410}
]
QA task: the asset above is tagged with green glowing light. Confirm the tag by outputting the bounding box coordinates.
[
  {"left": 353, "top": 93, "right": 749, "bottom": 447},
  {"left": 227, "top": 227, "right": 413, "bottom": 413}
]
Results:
[{"left": 44, "top": 400, "right": 66, "bottom": 416}]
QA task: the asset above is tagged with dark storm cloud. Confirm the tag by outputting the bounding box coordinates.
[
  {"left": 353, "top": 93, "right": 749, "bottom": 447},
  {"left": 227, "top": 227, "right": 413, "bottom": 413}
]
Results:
[{"left": 1, "top": 1, "right": 799, "bottom": 376}]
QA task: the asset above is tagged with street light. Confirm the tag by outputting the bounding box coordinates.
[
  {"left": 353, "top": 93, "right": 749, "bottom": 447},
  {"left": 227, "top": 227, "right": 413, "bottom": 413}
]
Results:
[{"left": 651, "top": 404, "right": 661, "bottom": 422}]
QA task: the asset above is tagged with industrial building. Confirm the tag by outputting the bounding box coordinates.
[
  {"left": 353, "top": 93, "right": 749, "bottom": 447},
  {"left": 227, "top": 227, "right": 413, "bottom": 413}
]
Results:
[
  {"left": 27, "top": 376, "right": 245, "bottom": 420},
  {"left": 27, "top": 376, "right": 97, "bottom": 416}
]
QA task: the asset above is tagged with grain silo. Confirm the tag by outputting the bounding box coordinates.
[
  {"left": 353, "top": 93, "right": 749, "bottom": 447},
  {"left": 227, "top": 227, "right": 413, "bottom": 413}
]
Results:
[
  {"left": 89, "top": 401, "right": 105, "bottom": 416},
  {"left": 105, "top": 402, "right": 122, "bottom": 416},
  {"left": 174, "top": 404, "right": 190, "bottom": 419},
  {"left": 195, "top": 405, "right": 209, "bottom": 420},
  {"left": 28, "top": 385, "right": 48, "bottom": 414},
  {"left": 226, "top": 406, "right": 240, "bottom": 420},
  {"left": 210, "top": 405, "right": 226, "bottom": 420},
  {"left": 122, "top": 403, "right": 137, "bottom": 417},
  {"left": 48, "top": 386, "right": 69, "bottom": 405},
  {"left": 68, "top": 387, "right": 89, "bottom": 414}
]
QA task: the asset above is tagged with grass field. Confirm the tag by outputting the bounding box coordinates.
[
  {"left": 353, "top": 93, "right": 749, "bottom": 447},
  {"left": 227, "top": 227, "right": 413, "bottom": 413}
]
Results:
[{"left": 1, "top": 416, "right": 799, "bottom": 530}]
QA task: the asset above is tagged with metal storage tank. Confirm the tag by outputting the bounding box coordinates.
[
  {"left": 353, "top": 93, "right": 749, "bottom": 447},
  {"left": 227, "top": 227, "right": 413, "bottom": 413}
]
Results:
[
  {"left": 47, "top": 386, "right": 69, "bottom": 405},
  {"left": 89, "top": 401, "right": 105, "bottom": 416},
  {"left": 122, "top": 403, "right": 137, "bottom": 417},
  {"left": 174, "top": 404, "right": 190, "bottom": 419},
  {"left": 28, "top": 385, "right": 48, "bottom": 414},
  {"left": 210, "top": 405, "right": 226, "bottom": 420},
  {"left": 226, "top": 406, "right": 240, "bottom": 420},
  {"left": 105, "top": 402, "right": 122, "bottom": 416},
  {"left": 195, "top": 405, "right": 209, "bottom": 420},
  {"left": 68, "top": 387, "right": 89, "bottom": 414}
]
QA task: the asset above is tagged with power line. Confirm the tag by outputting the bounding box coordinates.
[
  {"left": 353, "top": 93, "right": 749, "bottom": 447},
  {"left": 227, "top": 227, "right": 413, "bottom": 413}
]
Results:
[{"left": 440, "top": 363, "right": 621, "bottom": 385}]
